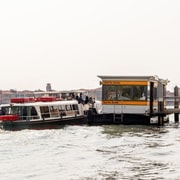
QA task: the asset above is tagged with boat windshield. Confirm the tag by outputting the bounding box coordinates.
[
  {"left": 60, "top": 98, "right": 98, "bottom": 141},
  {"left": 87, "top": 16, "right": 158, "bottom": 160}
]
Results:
[{"left": 1, "top": 105, "right": 39, "bottom": 120}]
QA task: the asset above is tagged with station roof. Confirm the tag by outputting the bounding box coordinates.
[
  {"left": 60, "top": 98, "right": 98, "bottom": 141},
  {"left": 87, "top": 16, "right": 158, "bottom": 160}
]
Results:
[{"left": 97, "top": 75, "right": 169, "bottom": 84}]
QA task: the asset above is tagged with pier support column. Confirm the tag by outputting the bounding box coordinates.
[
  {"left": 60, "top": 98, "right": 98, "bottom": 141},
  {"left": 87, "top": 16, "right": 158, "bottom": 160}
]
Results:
[
  {"left": 174, "top": 86, "right": 179, "bottom": 123},
  {"left": 158, "top": 101, "right": 164, "bottom": 126},
  {"left": 157, "top": 82, "right": 164, "bottom": 126}
]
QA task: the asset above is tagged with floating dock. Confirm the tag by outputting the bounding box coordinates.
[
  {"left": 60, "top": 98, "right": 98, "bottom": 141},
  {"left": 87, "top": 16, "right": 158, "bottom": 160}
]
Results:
[{"left": 87, "top": 75, "right": 180, "bottom": 126}]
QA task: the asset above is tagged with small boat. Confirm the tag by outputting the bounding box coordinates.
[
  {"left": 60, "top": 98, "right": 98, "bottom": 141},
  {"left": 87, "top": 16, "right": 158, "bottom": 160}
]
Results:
[{"left": 0, "top": 97, "right": 102, "bottom": 130}]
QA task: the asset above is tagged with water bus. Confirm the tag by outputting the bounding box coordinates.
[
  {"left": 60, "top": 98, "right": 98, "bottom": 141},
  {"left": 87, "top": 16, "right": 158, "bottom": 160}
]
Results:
[
  {"left": 87, "top": 75, "right": 170, "bottom": 125},
  {"left": 0, "top": 96, "right": 102, "bottom": 130}
]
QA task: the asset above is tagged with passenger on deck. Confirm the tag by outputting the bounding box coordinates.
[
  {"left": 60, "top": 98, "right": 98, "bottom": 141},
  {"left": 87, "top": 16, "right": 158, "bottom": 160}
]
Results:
[
  {"left": 0, "top": 108, "right": 5, "bottom": 115},
  {"left": 89, "top": 97, "right": 93, "bottom": 104},
  {"left": 92, "top": 98, "right": 96, "bottom": 108},
  {"left": 78, "top": 93, "right": 84, "bottom": 104},
  {"left": 84, "top": 96, "right": 89, "bottom": 104},
  {"left": 76, "top": 95, "right": 79, "bottom": 101}
]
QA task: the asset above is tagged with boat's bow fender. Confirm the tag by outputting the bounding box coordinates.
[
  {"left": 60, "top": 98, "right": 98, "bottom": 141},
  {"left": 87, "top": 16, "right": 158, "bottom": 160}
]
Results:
[
  {"left": 0, "top": 115, "right": 19, "bottom": 121},
  {"left": 11, "top": 98, "right": 35, "bottom": 103},
  {"left": 36, "top": 97, "right": 56, "bottom": 102}
]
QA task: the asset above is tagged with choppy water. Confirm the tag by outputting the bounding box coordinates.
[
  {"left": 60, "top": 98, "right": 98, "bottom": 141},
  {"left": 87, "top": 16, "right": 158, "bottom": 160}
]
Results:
[{"left": 0, "top": 115, "right": 180, "bottom": 180}]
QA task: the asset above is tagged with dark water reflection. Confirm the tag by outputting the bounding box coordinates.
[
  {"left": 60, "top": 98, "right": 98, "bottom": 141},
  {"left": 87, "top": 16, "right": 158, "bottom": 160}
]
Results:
[
  {"left": 96, "top": 125, "right": 180, "bottom": 180},
  {"left": 0, "top": 119, "right": 180, "bottom": 179}
]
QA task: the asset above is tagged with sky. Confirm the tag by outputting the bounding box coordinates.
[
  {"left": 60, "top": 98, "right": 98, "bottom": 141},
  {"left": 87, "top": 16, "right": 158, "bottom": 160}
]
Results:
[{"left": 0, "top": 0, "right": 180, "bottom": 91}]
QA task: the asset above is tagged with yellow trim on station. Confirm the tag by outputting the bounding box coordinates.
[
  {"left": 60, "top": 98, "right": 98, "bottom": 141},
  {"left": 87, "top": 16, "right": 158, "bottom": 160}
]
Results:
[
  {"left": 101, "top": 81, "right": 148, "bottom": 85},
  {"left": 102, "top": 100, "right": 149, "bottom": 106}
]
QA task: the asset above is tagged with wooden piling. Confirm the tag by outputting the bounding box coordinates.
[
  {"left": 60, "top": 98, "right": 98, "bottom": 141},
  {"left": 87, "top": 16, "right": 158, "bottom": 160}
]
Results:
[
  {"left": 158, "top": 101, "right": 164, "bottom": 126},
  {"left": 158, "top": 83, "right": 164, "bottom": 126},
  {"left": 174, "top": 86, "right": 179, "bottom": 123}
]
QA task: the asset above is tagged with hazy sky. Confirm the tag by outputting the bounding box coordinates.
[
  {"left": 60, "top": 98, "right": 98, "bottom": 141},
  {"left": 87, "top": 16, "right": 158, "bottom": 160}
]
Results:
[{"left": 0, "top": 0, "right": 180, "bottom": 91}]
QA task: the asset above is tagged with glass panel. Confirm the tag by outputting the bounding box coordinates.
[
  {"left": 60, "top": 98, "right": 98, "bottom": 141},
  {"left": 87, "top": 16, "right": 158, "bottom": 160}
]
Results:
[
  {"left": 117, "top": 86, "right": 131, "bottom": 100},
  {"left": 102, "top": 85, "right": 147, "bottom": 101},
  {"left": 50, "top": 106, "right": 59, "bottom": 117},
  {"left": 103, "top": 85, "right": 117, "bottom": 100},
  {"left": 58, "top": 105, "right": 66, "bottom": 116},
  {"left": 131, "top": 86, "right": 147, "bottom": 100},
  {"left": 40, "top": 106, "right": 50, "bottom": 118}
]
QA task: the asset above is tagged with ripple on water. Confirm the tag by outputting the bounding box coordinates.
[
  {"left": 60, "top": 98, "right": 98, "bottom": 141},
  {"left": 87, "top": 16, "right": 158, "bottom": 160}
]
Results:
[{"left": 0, "top": 124, "right": 180, "bottom": 179}]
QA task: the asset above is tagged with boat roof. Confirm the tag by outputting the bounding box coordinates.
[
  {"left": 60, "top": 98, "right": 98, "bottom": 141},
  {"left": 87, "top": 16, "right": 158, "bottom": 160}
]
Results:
[
  {"left": 0, "top": 100, "right": 79, "bottom": 107},
  {"left": 33, "top": 90, "right": 88, "bottom": 95}
]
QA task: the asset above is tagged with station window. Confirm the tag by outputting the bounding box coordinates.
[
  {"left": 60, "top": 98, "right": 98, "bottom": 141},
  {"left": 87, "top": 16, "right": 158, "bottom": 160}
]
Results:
[
  {"left": 102, "top": 85, "right": 147, "bottom": 101},
  {"left": 103, "top": 85, "right": 116, "bottom": 100}
]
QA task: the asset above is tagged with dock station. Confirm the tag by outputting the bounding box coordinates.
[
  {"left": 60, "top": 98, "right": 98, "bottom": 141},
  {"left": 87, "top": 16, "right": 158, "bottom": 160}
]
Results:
[{"left": 87, "top": 75, "right": 180, "bottom": 126}]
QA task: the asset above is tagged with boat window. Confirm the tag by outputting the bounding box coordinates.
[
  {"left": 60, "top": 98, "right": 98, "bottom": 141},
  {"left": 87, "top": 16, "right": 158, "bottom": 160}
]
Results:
[
  {"left": 29, "top": 106, "right": 38, "bottom": 119},
  {"left": 40, "top": 106, "right": 50, "bottom": 118},
  {"left": 66, "top": 104, "right": 72, "bottom": 111},
  {"left": 49, "top": 106, "right": 59, "bottom": 117},
  {"left": 9, "top": 106, "right": 27, "bottom": 120},
  {"left": 10, "top": 106, "right": 20, "bottom": 115},
  {"left": 1, "top": 106, "right": 39, "bottom": 120},
  {"left": 1, "top": 106, "right": 11, "bottom": 115},
  {"left": 61, "top": 93, "right": 67, "bottom": 100},
  {"left": 31, "top": 106, "right": 38, "bottom": 116},
  {"left": 58, "top": 105, "right": 66, "bottom": 116},
  {"left": 72, "top": 104, "right": 79, "bottom": 115},
  {"left": 0, "top": 108, "right": 6, "bottom": 115},
  {"left": 72, "top": 104, "right": 78, "bottom": 110},
  {"left": 65, "top": 104, "right": 74, "bottom": 116},
  {"left": 59, "top": 105, "right": 65, "bottom": 111},
  {"left": 22, "top": 107, "right": 27, "bottom": 120}
]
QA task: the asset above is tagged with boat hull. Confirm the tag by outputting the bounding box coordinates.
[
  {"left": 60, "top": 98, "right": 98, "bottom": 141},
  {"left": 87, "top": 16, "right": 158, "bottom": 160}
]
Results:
[{"left": 0, "top": 116, "right": 87, "bottom": 130}]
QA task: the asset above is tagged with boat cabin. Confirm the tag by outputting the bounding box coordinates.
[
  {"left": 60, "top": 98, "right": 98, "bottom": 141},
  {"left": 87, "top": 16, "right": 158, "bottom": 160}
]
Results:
[{"left": 0, "top": 98, "right": 84, "bottom": 122}]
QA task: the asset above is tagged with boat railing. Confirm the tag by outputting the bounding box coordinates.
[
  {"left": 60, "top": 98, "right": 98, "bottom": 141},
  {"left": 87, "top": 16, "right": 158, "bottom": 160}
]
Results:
[
  {"left": 19, "top": 115, "right": 40, "bottom": 121},
  {"left": 41, "top": 110, "right": 81, "bottom": 119}
]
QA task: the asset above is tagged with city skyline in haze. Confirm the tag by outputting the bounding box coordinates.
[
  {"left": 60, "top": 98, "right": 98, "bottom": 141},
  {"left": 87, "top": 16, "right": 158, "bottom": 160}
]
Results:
[{"left": 0, "top": 0, "right": 180, "bottom": 91}]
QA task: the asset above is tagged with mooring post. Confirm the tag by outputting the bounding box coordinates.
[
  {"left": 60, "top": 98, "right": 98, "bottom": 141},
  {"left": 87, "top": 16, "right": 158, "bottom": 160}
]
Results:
[
  {"left": 158, "top": 101, "right": 164, "bottom": 126},
  {"left": 174, "top": 86, "right": 179, "bottom": 123},
  {"left": 158, "top": 83, "right": 164, "bottom": 126}
]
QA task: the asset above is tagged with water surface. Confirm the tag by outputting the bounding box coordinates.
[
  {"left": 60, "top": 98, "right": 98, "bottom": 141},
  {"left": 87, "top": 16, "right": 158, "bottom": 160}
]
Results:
[{"left": 0, "top": 116, "right": 180, "bottom": 180}]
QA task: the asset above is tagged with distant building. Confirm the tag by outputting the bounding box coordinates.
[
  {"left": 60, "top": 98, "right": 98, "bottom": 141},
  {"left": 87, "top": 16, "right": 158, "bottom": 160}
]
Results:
[
  {"left": 0, "top": 83, "right": 177, "bottom": 105},
  {"left": 0, "top": 90, "right": 34, "bottom": 104},
  {"left": 87, "top": 87, "right": 102, "bottom": 100},
  {"left": 46, "top": 83, "right": 52, "bottom": 91}
]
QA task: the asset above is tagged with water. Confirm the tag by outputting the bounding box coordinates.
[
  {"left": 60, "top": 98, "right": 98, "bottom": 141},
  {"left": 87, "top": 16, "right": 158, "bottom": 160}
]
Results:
[{"left": 0, "top": 115, "right": 180, "bottom": 180}]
